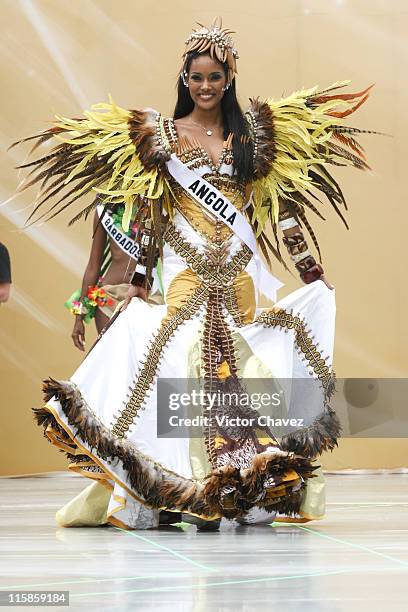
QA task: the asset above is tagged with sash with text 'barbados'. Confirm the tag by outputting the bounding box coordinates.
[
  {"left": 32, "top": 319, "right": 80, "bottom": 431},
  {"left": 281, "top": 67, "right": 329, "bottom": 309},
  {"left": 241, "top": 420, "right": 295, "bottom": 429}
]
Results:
[{"left": 97, "top": 205, "right": 140, "bottom": 261}]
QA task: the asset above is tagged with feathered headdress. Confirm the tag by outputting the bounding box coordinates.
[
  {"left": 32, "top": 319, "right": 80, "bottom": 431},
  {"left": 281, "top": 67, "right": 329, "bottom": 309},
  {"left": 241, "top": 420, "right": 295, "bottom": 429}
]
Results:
[{"left": 181, "top": 16, "right": 239, "bottom": 85}]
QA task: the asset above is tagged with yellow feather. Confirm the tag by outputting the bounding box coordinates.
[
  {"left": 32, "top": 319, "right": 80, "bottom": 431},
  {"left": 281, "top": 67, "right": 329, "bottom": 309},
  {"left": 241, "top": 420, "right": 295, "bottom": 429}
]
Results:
[{"left": 122, "top": 198, "right": 133, "bottom": 232}]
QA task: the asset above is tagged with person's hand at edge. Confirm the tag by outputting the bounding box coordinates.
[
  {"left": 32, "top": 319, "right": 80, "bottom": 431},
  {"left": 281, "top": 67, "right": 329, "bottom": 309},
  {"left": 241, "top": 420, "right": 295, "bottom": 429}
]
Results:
[{"left": 120, "top": 284, "right": 148, "bottom": 311}]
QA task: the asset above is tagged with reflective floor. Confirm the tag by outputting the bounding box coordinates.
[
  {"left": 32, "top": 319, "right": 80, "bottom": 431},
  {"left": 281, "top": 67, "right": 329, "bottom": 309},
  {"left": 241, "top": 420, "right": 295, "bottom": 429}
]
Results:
[{"left": 0, "top": 473, "right": 407, "bottom": 611}]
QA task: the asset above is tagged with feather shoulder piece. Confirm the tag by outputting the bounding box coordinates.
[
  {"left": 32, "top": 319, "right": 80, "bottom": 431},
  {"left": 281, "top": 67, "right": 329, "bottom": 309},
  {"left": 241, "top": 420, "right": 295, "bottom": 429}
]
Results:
[
  {"left": 10, "top": 97, "right": 173, "bottom": 232},
  {"left": 245, "top": 81, "right": 378, "bottom": 259}
]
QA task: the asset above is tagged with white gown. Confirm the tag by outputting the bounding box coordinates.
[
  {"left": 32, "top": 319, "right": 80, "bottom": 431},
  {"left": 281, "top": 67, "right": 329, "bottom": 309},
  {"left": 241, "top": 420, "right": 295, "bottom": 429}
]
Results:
[{"left": 16, "top": 85, "right": 373, "bottom": 529}]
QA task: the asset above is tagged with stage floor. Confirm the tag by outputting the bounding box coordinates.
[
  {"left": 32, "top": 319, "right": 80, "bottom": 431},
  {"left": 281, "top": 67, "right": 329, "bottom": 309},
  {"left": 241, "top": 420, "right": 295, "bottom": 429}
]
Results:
[{"left": 0, "top": 472, "right": 407, "bottom": 611}]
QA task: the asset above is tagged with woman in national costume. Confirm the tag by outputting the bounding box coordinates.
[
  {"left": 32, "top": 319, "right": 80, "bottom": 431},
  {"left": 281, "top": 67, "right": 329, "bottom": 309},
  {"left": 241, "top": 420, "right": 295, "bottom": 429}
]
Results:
[
  {"left": 13, "top": 17, "right": 376, "bottom": 530},
  {"left": 66, "top": 205, "right": 163, "bottom": 353}
]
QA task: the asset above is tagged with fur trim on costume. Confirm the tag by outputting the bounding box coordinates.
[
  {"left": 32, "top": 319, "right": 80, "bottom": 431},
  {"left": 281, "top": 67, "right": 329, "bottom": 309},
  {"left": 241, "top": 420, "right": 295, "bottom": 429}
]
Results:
[
  {"left": 128, "top": 109, "right": 171, "bottom": 171},
  {"left": 280, "top": 408, "right": 342, "bottom": 458},
  {"left": 35, "top": 378, "right": 318, "bottom": 520},
  {"left": 246, "top": 98, "right": 276, "bottom": 178}
]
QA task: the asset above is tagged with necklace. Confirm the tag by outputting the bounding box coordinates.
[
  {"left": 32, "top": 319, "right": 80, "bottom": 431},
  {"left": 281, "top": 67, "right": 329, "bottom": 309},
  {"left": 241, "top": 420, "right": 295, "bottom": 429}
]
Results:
[{"left": 188, "top": 117, "right": 222, "bottom": 137}]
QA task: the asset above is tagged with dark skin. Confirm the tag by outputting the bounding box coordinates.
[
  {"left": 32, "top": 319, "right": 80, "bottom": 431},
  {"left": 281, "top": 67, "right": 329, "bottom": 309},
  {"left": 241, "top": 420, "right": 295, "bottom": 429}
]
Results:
[
  {"left": 0, "top": 283, "right": 10, "bottom": 303},
  {"left": 122, "top": 54, "right": 333, "bottom": 310},
  {"left": 176, "top": 54, "right": 226, "bottom": 166},
  {"left": 72, "top": 210, "right": 138, "bottom": 350}
]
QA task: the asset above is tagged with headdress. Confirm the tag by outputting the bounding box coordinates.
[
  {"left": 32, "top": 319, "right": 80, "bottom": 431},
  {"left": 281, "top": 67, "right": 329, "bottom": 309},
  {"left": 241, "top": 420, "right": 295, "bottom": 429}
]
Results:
[{"left": 181, "top": 16, "right": 239, "bottom": 86}]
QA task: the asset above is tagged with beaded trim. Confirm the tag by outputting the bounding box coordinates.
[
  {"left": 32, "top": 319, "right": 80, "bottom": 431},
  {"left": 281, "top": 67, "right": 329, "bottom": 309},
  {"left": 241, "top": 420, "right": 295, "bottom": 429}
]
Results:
[
  {"left": 223, "top": 285, "right": 245, "bottom": 327},
  {"left": 167, "top": 117, "right": 232, "bottom": 174},
  {"left": 163, "top": 116, "right": 178, "bottom": 147},
  {"left": 111, "top": 285, "right": 209, "bottom": 438},
  {"left": 163, "top": 225, "right": 259, "bottom": 470},
  {"left": 244, "top": 109, "right": 258, "bottom": 166},
  {"left": 256, "top": 309, "right": 335, "bottom": 398},
  {"left": 163, "top": 223, "right": 252, "bottom": 287},
  {"left": 156, "top": 114, "right": 172, "bottom": 156}
]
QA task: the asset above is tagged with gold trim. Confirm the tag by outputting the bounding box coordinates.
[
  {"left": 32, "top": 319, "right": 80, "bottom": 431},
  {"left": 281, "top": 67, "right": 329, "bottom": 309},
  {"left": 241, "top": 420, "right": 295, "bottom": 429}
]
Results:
[
  {"left": 224, "top": 285, "right": 245, "bottom": 327},
  {"left": 164, "top": 223, "right": 252, "bottom": 287},
  {"left": 111, "top": 283, "right": 209, "bottom": 438},
  {"left": 256, "top": 308, "right": 335, "bottom": 395},
  {"left": 108, "top": 515, "right": 134, "bottom": 529}
]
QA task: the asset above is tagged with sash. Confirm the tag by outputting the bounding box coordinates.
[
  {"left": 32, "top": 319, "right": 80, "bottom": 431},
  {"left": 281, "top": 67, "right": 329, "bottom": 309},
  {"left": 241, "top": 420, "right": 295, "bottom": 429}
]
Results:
[
  {"left": 97, "top": 205, "right": 140, "bottom": 260},
  {"left": 97, "top": 205, "right": 163, "bottom": 295},
  {"left": 165, "top": 154, "right": 284, "bottom": 301}
]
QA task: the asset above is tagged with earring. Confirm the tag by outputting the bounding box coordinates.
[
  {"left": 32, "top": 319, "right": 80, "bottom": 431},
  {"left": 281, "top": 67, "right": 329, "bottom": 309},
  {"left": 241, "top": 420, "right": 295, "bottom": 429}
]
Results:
[
  {"left": 222, "top": 83, "right": 230, "bottom": 92},
  {"left": 181, "top": 71, "right": 189, "bottom": 87}
]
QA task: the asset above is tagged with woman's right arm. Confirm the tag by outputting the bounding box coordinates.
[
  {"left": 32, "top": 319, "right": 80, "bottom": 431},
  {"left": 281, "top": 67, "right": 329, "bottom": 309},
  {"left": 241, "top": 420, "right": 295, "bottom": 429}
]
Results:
[{"left": 72, "top": 211, "right": 106, "bottom": 351}]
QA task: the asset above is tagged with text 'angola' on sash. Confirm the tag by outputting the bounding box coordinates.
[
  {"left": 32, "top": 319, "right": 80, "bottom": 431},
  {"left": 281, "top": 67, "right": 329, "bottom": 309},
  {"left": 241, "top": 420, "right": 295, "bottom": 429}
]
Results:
[{"left": 188, "top": 179, "right": 237, "bottom": 227}]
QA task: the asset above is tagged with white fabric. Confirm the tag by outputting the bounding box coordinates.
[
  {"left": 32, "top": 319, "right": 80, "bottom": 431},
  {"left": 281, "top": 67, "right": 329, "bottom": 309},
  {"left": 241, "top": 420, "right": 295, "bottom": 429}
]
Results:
[{"left": 47, "top": 279, "right": 335, "bottom": 529}]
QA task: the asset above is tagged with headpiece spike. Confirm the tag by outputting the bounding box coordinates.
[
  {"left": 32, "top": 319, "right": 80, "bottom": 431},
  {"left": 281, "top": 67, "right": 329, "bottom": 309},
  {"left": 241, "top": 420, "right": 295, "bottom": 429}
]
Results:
[
  {"left": 181, "top": 16, "right": 239, "bottom": 86},
  {"left": 211, "top": 16, "right": 222, "bottom": 29}
]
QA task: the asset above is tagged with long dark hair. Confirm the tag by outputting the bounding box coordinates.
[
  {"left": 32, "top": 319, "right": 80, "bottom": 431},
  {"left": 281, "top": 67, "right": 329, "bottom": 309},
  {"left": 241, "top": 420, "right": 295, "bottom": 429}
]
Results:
[{"left": 173, "top": 52, "right": 254, "bottom": 182}]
